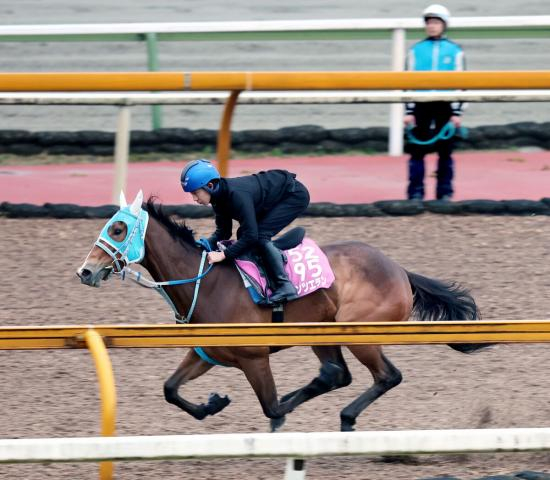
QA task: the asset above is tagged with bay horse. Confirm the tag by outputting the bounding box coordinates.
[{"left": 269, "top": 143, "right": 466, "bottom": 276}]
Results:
[{"left": 77, "top": 190, "right": 485, "bottom": 432}]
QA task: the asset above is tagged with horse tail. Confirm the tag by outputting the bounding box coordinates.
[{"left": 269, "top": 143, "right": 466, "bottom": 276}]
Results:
[{"left": 406, "top": 270, "right": 489, "bottom": 354}]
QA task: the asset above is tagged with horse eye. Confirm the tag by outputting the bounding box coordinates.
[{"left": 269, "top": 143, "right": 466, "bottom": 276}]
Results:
[{"left": 114, "top": 228, "right": 122, "bottom": 236}]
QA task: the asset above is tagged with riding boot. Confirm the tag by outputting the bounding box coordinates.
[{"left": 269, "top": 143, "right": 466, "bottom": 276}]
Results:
[{"left": 259, "top": 241, "right": 298, "bottom": 303}]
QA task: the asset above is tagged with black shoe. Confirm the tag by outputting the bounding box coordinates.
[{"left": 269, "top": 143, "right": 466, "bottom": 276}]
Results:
[
  {"left": 258, "top": 241, "right": 298, "bottom": 303},
  {"left": 438, "top": 194, "right": 452, "bottom": 202},
  {"left": 270, "top": 282, "right": 298, "bottom": 303}
]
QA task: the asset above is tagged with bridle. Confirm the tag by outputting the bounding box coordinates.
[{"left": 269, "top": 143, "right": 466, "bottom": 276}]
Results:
[
  {"left": 93, "top": 205, "right": 213, "bottom": 323},
  {"left": 94, "top": 207, "right": 149, "bottom": 273}
]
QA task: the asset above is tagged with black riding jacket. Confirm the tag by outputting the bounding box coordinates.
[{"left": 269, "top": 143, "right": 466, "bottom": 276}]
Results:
[{"left": 208, "top": 169, "right": 297, "bottom": 260}]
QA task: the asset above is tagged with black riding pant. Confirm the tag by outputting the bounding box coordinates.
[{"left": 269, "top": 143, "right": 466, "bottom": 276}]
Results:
[
  {"left": 407, "top": 102, "right": 455, "bottom": 200},
  {"left": 237, "top": 180, "right": 310, "bottom": 245}
]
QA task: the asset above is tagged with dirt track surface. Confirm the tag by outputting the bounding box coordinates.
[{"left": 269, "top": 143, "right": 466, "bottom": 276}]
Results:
[{"left": 1, "top": 215, "right": 550, "bottom": 479}]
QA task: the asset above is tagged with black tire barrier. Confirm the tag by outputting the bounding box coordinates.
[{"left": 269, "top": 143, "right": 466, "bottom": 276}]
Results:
[
  {"left": 418, "top": 472, "right": 550, "bottom": 480},
  {"left": 2, "top": 122, "right": 550, "bottom": 156},
  {"left": 2, "top": 199, "right": 550, "bottom": 219},
  {"left": 0, "top": 202, "right": 118, "bottom": 219}
]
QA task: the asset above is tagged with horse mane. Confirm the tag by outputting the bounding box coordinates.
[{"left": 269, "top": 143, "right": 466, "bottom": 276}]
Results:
[{"left": 144, "top": 198, "right": 197, "bottom": 247}]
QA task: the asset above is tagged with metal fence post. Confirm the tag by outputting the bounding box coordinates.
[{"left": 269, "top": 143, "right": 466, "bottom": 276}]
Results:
[
  {"left": 84, "top": 329, "right": 117, "bottom": 480},
  {"left": 388, "top": 28, "right": 406, "bottom": 156},
  {"left": 284, "top": 458, "right": 306, "bottom": 480},
  {"left": 146, "top": 32, "right": 163, "bottom": 130},
  {"left": 112, "top": 106, "right": 131, "bottom": 203},
  {"left": 217, "top": 90, "right": 241, "bottom": 177}
]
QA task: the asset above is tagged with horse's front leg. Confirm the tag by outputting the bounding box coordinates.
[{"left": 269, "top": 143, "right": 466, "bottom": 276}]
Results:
[
  {"left": 239, "top": 354, "right": 294, "bottom": 432},
  {"left": 164, "top": 349, "right": 231, "bottom": 420}
]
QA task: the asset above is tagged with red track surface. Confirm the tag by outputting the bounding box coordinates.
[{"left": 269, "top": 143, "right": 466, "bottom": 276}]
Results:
[{"left": 1, "top": 151, "right": 549, "bottom": 206}]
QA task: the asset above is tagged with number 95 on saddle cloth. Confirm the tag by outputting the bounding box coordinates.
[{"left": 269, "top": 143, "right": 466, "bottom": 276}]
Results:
[{"left": 232, "top": 237, "right": 335, "bottom": 304}]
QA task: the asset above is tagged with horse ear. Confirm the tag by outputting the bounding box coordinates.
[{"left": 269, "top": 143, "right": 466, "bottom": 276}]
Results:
[
  {"left": 119, "top": 190, "right": 128, "bottom": 208},
  {"left": 130, "top": 189, "right": 143, "bottom": 216}
]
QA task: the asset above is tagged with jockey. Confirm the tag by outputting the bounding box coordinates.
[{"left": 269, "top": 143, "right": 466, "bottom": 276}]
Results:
[{"left": 181, "top": 159, "right": 310, "bottom": 303}]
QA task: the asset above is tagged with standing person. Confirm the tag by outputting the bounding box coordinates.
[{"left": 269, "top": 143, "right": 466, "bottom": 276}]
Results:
[
  {"left": 404, "top": 4, "right": 465, "bottom": 201},
  {"left": 180, "top": 159, "right": 310, "bottom": 303}
]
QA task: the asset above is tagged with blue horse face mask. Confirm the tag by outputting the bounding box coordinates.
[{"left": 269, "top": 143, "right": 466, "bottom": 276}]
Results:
[{"left": 94, "top": 190, "right": 149, "bottom": 268}]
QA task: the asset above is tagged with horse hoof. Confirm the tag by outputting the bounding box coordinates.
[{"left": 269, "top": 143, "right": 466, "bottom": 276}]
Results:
[
  {"left": 270, "top": 416, "right": 286, "bottom": 432},
  {"left": 205, "top": 393, "right": 231, "bottom": 415},
  {"left": 340, "top": 415, "right": 356, "bottom": 432},
  {"left": 341, "top": 422, "right": 355, "bottom": 432}
]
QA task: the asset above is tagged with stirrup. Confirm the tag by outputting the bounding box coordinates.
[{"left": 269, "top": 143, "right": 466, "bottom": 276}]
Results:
[{"left": 269, "top": 285, "right": 298, "bottom": 304}]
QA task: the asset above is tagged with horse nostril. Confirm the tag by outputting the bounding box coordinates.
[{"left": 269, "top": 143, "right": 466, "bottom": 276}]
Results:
[{"left": 79, "top": 268, "right": 92, "bottom": 279}]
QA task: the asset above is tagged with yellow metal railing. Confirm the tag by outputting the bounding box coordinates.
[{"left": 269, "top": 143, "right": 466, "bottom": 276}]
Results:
[
  {"left": 217, "top": 90, "right": 241, "bottom": 175},
  {"left": 3, "top": 321, "right": 550, "bottom": 350},
  {"left": 1, "top": 71, "right": 550, "bottom": 92},
  {"left": 84, "top": 330, "right": 116, "bottom": 480},
  {"left": 4, "top": 320, "right": 550, "bottom": 480},
  {"left": 1, "top": 70, "right": 549, "bottom": 175}
]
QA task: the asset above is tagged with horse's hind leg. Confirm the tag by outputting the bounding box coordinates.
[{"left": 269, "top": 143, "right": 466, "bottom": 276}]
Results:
[
  {"left": 164, "top": 349, "right": 231, "bottom": 420},
  {"left": 340, "top": 346, "right": 402, "bottom": 432},
  {"left": 279, "top": 346, "right": 352, "bottom": 409}
]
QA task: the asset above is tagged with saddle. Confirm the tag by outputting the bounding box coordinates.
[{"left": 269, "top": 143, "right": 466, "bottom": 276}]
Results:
[
  {"left": 272, "top": 226, "right": 306, "bottom": 251},
  {"left": 237, "top": 227, "right": 305, "bottom": 267},
  {"left": 226, "top": 227, "right": 335, "bottom": 307}
]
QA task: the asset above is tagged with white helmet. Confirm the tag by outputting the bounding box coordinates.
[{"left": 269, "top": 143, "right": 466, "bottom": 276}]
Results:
[{"left": 422, "top": 4, "right": 450, "bottom": 24}]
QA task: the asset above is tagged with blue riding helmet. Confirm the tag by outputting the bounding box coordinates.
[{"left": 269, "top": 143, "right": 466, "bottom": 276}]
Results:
[{"left": 180, "top": 159, "right": 221, "bottom": 193}]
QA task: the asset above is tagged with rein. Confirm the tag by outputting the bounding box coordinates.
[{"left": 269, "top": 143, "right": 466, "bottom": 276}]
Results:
[
  {"left": 95, "top": 206, "right": 215, "bottom": 323},
  {"left": 118, "top": 259, "right": 213, "bottom": 288},
  {"left": 113, "top": 232, "right": 226, "bottom": 366},
  {"left": 115, "top": 238, "right": 214, "bottom": 323}
]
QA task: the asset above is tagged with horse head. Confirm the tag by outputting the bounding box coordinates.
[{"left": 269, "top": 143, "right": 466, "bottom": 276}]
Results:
[{"left": 77, "top": 190, "right": 148, "bottom": 287}]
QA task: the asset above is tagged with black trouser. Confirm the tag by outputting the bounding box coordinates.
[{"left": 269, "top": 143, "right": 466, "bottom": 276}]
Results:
[
  {"left": 243, "top": 180, "right": 309, "bottom": 301},
  {"left": 407, "top": 102, "right": 455, "bottom": 200},
  {"left": 237, "top": 180, "right": 310, "bottom": 244}
]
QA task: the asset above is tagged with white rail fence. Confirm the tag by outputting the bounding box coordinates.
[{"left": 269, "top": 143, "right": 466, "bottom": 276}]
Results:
[
  {"left": 2, "top": 16, "right": 550, "bottom": 37},
  {"left": 2, "top": 16, "right": 550, "bottom": 150},
  {"left": 3, "top": 90, "right": 550, "bottom": 203},
  {"left": 2, "top": 428, "right": 550, "bottom": 480}
]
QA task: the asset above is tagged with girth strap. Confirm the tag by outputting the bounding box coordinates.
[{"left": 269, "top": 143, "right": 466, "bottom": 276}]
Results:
[{"left": 194, "top": 347, "right": 229, "bottom": 367}]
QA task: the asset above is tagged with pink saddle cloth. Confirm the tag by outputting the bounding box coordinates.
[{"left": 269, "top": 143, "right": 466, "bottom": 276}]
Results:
[{"left": 234, "top": 237, "right": 335, "bottom": 299}]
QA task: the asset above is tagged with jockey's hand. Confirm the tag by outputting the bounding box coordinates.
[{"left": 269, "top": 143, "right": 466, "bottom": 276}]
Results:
[
  {"left": 450, "top": 115, "right": 462, "bottom": 128},
  {"left": 207, "top": 251, "right": 226, "bottom": 264},
  {"left": 404, "top": 114, "right": 416, "bottom": 127}
]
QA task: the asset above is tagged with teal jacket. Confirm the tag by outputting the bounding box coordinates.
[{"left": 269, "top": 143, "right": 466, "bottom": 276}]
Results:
[{"left": 406, "top": 37, "right": 465, "bottom": 116}]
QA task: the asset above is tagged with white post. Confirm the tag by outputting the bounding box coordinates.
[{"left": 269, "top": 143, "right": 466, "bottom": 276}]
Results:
[
  {"left": 284, "top": 458, "right": 306, "bottom": 480},
  {"left": 388, "top": 28, "right": 406, "bottom": 156},
  {"left": 112, "top": 106, "right": 131, "bottom": 204}
]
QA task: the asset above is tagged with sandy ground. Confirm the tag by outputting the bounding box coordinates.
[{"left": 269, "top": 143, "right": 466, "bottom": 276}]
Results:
[
  {"left": 2, "top": 1, "right": 550, "bottom": 132},
  {"left": 1, "top": 214, "right": 550, "bottom": 479}
]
